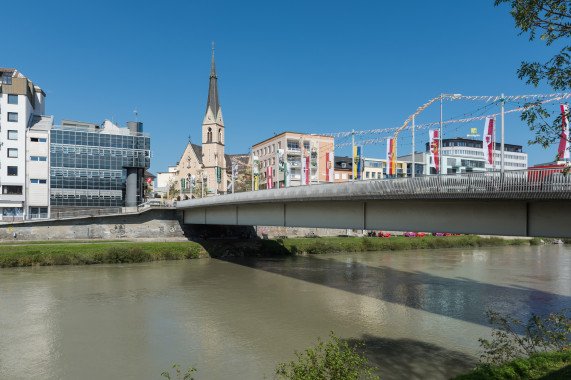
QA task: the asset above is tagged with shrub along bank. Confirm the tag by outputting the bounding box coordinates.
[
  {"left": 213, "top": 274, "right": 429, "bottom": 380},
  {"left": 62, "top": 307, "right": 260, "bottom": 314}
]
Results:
[{"left": 0, "top": 235, "right": 539, "bottom": 268}]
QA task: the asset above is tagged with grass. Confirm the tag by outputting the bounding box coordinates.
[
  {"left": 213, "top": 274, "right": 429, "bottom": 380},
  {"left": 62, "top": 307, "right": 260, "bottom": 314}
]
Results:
[
  {"left": 451, "top": 351, "right": 571, "bottom": 380},
  {"left": 0, "top": 242, "right": 208, "bottom": 268},
  {"left": 0, "top": 235, "right": 537, "bottom": 268},
  {"left": 278, "top": 235, "right": 534, "bottom": 255}
]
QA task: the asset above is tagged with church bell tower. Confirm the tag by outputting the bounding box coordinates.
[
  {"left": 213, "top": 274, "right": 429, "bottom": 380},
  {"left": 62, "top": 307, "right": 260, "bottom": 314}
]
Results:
[{"left": 202, "top": 43, "right": 226, "bottom": 194}]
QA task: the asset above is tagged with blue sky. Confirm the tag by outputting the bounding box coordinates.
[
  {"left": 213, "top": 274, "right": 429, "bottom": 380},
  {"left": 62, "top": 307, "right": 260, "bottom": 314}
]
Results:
[{"left": 5, "top": 0, "right": 566, "bottom": 173}]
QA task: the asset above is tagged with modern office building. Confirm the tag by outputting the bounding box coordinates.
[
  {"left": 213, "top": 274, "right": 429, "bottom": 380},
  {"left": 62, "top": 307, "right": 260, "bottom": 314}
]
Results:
[
  {"left": 50, "top": 119, "right": 150, "bottom": 211},
  {"left": 399, "top": 137, "right": 527, "bottom": 175},
  {"left": 0, "top": 68, "right": 152, "bottom": 220},
  {"left": 252, "top": 132, "right": 335, "bottom": 188},
  {"left": 0, "top": 68, "right": 46, "bottom": 221}
]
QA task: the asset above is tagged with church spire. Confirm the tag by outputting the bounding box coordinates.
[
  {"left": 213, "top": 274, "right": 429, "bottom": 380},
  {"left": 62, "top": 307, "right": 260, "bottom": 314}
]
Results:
[{"left": 205, "top": 42, "right": 220, "bottom": 121}]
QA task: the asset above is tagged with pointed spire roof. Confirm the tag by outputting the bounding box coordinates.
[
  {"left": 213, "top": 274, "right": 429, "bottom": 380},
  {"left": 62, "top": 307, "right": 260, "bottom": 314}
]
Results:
[{"left": 205, "top": 42, "right": 220, "bottom": 121}]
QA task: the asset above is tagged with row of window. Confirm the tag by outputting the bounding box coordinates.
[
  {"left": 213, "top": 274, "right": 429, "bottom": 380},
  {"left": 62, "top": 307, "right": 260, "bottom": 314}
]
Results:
[
  {"left": 4, "top": 147, "right": 47, "bottom": 160},
  {"left": 2, "top": 185, "right": 22, "bottom": 195},
  {"left": 51, "top": 144, "right": 149, "bottom": 157},
  {"left": 51, "top": 167, "right": 122, "bottom": 178},
  {"left": 254, "top": 142, "right": 283, "bottom": 158}
]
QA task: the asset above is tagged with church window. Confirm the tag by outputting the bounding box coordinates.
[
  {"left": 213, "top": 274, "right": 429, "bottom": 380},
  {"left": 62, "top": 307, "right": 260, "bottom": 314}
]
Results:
[
  {"left": 218, "top": 129, "right": 222, "bottom": 142},
  {"left": 207, "top": 128, "right": 212, "bottom": 142}
]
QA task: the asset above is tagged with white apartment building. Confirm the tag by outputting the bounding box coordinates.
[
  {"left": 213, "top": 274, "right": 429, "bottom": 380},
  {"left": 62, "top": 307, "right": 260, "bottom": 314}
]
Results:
[
  {"left": 155, "top": 165, "right": 178, "bottom": 195},
  {"left": 0, "top": 69, "right": 46, "bottom": 221}
]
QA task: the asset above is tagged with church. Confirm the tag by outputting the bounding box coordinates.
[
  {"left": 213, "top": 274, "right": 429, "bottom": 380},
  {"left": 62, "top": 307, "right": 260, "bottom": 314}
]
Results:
[{"left": 167, "top": 48, "right": 250, "bottom": 198}]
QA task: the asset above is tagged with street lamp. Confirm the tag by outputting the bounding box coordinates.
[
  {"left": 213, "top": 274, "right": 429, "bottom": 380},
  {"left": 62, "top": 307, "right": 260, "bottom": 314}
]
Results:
[{"left": 440, "top": 93, "right": 462, "bottom": 175}]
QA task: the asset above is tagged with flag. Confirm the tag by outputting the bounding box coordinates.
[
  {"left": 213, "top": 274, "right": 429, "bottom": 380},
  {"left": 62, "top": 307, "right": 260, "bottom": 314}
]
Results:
[
  {"left": 232, "top": 162, "right": 238, "bottom": 180},
  {"left": 386, "top": 138, "right": 395, "bottom": 175},
  {"left": 267, "top": 166, "right": 273, "bottom": 189},
  {"left": 558, "top": 104, "right": 569, "bottom": 160},
  {"left": 304, "top": 157, "right": 310, "bottom": 184},
  {"left": 253, "top": 156, "right": 259, "bottom": 191},
  {"left": 353, "top": 146, "right": 361, "bottom": 179},
  {"left": 429, "top": 130, "right": 439, "bottom": 171},
  {"left": 483, "top": 117, "right": 494, "bottom": 165},
  {"left": 285, "top": 162, "right": 291, "bottom": 187},
  {"left": 326, "top": 152, "right": 334, "bottom": 182}
]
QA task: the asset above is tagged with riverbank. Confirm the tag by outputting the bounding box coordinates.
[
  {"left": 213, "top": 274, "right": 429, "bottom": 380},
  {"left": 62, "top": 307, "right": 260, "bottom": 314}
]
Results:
[
  {"left": 451, "top": 351, "right": 571, "bottom": 379},
  {"left": 0, "top": 235, "right": 544, "bottom": 268}
]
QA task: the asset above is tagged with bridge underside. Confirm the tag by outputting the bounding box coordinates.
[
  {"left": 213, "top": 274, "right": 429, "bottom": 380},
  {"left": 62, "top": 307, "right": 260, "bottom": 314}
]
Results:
[{"left": 183, "top": 200, "right": 571, "bottom": 238}]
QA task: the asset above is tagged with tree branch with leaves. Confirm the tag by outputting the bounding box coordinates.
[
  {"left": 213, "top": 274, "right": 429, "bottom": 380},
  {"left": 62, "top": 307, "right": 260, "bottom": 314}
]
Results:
[{"left": 495, "top": 0, "right": 571, "bottom": 155}]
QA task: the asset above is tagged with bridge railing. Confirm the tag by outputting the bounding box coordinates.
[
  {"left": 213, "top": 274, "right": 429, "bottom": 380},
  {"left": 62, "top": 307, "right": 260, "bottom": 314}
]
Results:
[{"left": 357, "top": 168, "right": 571, "bottom": 199}]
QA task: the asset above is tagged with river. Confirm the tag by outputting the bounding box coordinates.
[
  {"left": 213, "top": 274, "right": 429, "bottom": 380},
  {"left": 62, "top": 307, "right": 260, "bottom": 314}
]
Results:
[{"left": 1, "top": 245, "right": 570, "bottom": 379}]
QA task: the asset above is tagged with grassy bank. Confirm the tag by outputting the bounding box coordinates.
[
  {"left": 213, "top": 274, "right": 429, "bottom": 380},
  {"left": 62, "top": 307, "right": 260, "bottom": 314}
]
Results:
[
  {"left": 451, "top": 351, "right": 571, "bottom": 380},
  {"left": 0, "top": 235, "right": 539, "bottom": 268},
  {"left": 278, "top": 235, "right": 536, "bottom": 255},
  {"left": 0, "top": 242, "right": 208, "bottom": 268}
]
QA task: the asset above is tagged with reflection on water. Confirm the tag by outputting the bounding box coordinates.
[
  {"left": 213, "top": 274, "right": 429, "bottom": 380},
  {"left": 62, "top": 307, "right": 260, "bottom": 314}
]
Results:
[{"left": 0, "top": 245, "right": 570, "bottom": 379}]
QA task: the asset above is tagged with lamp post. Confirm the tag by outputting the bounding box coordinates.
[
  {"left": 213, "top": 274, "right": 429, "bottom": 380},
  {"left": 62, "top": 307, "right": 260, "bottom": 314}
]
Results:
[{"left": 439, "top": 93, "right": 462, "bottom": 175}]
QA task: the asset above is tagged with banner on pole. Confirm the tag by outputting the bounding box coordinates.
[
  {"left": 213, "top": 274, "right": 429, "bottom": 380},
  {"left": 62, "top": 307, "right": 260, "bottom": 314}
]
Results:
[
  {"left": 558, "top": 104, "right": 569, "bottom": 160},
  {"left": 285, "top": 162, "right": 291, "bottom": 187},
  {"left": 483, "top": 117, "right": 494, "bottom": 165},
  {"left": 304, "top": 157, "right": 310, "bottom": 184},
  {"left": 353, "top": 146, "right": 361, "bottom": 179},
  {"left": 429, "top": 130, "right": 439, "bottom": 171},
  {"left": 232, "top": 162, "right": 238, "bottom": 180},
  {"left": 216, "top": 167, "right": 221, "bottom": 184},
  {"left": 386, "top": 138, "right": 395, "bottom": 176},
  {"left": 267, "top": 166, "right": 273, "bottom": 189},
  {"left": 253, "top": 156, "right": 259, "bottom": 191},
  {"left": 326, "top": 152, "right": 334, "bottom": 182}
]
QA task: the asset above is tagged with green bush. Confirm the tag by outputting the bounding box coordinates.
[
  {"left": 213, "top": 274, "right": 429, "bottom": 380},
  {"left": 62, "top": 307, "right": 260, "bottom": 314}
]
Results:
[
  {"left": 478, "top": 308, "right": 571, "bottom": 366},
  {"left": 452, "top": 351, "right": 571, "bottom": 380},
  {"left": 275, "top": 331, "right": 378, "bottom": 380}
]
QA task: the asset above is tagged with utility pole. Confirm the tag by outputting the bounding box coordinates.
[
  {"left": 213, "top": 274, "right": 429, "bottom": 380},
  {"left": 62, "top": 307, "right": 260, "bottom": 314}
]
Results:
[
  {"left": 440, "top": 95, "right": 443, "bottom": 176},
  {"left": 412, "top": 115, "right": 415, "bottom": 179},
  {"left": 501, "top": 93, "right": 505, "bottom": 174}
]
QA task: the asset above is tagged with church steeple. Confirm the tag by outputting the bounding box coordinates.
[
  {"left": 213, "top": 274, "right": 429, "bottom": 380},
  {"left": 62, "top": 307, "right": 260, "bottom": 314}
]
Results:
[{"left": 205, "top": 42, "right": 222, "bottom": 124}]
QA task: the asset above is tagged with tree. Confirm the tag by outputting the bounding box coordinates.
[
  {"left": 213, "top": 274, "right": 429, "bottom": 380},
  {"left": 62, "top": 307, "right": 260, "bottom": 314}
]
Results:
[
  {"left": 275, "top": 331, "right": 378, "bottom": 380},
  {"left": 495, "top": 0, "right": 571, "bottom": 152}
]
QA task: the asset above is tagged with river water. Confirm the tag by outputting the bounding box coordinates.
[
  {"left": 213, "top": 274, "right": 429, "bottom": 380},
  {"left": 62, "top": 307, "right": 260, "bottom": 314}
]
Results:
[{"left": 1, "top": 245, "right": 570, "bottom": 380}]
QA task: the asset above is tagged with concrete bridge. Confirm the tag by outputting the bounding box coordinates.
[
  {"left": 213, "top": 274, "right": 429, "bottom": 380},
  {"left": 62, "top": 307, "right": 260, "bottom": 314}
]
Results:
[{"left": 177, "top": 169, "right": 571, "bottom": 238}]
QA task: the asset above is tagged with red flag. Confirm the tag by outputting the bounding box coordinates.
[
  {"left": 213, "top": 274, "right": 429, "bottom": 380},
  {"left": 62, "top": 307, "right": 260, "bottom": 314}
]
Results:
[
  {"left": 429, "top": 130, "right": 439, "bottom": 171},
  {"left": 558, "top": 104, "right": 569, "bottom": 160},
  {"left": 483, "top": 118, "right": 494, "bottom": 165}
]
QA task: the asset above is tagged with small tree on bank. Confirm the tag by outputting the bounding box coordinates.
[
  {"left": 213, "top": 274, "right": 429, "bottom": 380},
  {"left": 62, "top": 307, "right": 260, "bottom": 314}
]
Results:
[{"left": 275, "top": 331, "right": 379, "bottom": 380}]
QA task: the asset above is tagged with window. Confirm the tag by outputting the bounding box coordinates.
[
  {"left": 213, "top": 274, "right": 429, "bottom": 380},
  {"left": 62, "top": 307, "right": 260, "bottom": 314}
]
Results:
[
  {"left": 7, "top": 166, "right": 17, "bottom": 176},
  {"left": 7, "top": 148, "right": 17, "bottom": 158},
  {"left": 30, "top": 156, "right": 47, "bottom": 161},
  {"left": 8, "top": 94, "right": 18, "bottom": 104},
  {"left": 341, "top": 162, "right": 347, "bottom": 168},
  {"left": 2, "top": 185, "right": 22, "bottom": 195},
  {"left": 7, "top": 112, "right": 18, "bottom": 122},
  {"left": 2, "top": 73, "right": 12, "bottom": 85},
  {"left": 7, "top": 130, "right": 17, "bottom": 140},
  {"left": 335, "top": 173, "right": 340, "bottom": 180},
  {"left": 30, "top": 179, "right": 47, "bottom": 184},
  {"left": 30, "top": 137, "right": 47, "bottom": 142}
]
